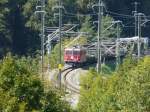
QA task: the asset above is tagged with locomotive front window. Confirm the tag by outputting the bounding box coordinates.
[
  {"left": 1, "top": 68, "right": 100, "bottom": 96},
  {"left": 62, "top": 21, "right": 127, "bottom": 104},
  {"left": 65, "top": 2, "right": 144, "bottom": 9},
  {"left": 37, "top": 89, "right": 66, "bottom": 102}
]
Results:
[
  {"left": 66, "top": 50, "right": 72, "bottom": 55},
  {"left": 73, "top": 51, "right": 80, "bottom": 55}
]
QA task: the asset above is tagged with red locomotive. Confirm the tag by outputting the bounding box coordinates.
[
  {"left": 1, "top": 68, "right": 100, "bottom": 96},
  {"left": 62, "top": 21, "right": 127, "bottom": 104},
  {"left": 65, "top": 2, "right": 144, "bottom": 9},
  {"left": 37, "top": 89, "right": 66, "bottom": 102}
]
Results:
[{"left": 64, "top": 46, "right": 87, "bottom": 64}]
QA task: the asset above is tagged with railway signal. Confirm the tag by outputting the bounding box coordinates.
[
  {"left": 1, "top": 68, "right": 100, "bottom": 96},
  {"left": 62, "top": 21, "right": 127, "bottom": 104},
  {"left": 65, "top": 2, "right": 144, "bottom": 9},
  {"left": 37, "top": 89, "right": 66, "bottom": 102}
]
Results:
[{"left": 58, "top": 64, "right": 62, "bottom": 70}]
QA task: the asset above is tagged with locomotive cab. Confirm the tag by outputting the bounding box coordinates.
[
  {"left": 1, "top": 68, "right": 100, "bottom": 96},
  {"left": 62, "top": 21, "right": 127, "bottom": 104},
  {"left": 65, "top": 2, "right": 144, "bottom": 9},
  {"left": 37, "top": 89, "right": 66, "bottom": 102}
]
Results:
[{"left": 64, "top": 46, "right": 87, "bottom": 65}]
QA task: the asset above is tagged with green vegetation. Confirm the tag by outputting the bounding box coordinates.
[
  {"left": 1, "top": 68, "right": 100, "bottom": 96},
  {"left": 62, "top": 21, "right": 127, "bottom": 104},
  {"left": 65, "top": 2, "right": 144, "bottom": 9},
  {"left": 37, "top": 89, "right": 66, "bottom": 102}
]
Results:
[
  {"left": 0, "top": 0, "right": 150, "bottom": 111},
  {"left": 78, "top": 56, "right": 150, "bottom": 112},
  {"left": 45, "top": 36, "right": 88, "bottom": 69},
  {"left": 80, "top": 16, "right": 95, "bottom": 41},
  {"left": 0, "top": 55, "right": 73, "bottom": 112},
  {"left": 0, "top": 0, "right": 150, "bottom": 57},
  {"left": 101, "top": 15, "right": 121, "bottom": 39}
]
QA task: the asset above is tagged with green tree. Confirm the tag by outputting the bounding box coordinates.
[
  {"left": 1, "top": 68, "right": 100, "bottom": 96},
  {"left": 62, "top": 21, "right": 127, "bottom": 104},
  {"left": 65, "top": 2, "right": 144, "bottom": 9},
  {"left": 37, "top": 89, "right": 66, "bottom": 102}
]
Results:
[
  {"left": 0, "top": 55, "right": 43, "bottom": 111},
  {"left": 76, "top": 0, "right": 97, "bottom": 13},
  {"left": 47, "top": 43, "right": 64, "bottom": 69},
  {"left": 0, "top": 0, "right": 150, "bottom": 57},
  {"left": 0, "top": 0, "right": 11, "bottom": 57},
  {"left": 0, "top": 55, "right": 73, "bottom": 112},
  {"left": 101, "top": 15, "right": 121, "bottom": 39},
  {"left": 80, "top": 16, "right": 95, "bottom": 41},
  {"left": 78, "top": 56, "right": 150, "bottom": 112}
]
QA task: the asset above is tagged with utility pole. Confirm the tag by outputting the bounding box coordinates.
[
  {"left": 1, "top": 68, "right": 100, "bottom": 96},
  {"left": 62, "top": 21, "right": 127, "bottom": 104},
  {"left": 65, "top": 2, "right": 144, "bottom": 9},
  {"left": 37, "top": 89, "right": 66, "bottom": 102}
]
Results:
[
  {"left": 137, "top": 12, "right": 148, "bottom": 60},
  {"left": 58, "top": 0, "right": 62, "bottom": 89},
  {"left": 97, "top": 0, "right": 103, "bottom": 73},
  {"left": 116, "top": 21, "right": 121, "bottom": 69},
  {"left": 137, "top": 13, "right": 142, "bottom": 59},
  {"left": 35, "top": 0, "right": 46, "bottom": 78},
  {"left": 132, "top": 2, "right": 139, "bottom": 36},
  {"left": 92, "top": 0, "right": 104, "bottom": 73},
  {"left": 41, "top": 0, "right": 45, "bottom": 77},
  {"left": 47, "top": 36, "right": 51, "bottom": 72}
]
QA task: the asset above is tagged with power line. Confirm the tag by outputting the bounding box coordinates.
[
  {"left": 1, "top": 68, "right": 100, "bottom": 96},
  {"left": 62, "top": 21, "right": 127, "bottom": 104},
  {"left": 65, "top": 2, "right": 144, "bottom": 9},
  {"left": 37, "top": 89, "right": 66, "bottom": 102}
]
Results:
[
  {"left": 64, "top": 12, "right": 97, "bottom": 16},
  {"left": 63, "top": 8, "right": 136, "bottom": 20},
  {"left": 106, "top": 11, "right": 134, "bottom": 18}
]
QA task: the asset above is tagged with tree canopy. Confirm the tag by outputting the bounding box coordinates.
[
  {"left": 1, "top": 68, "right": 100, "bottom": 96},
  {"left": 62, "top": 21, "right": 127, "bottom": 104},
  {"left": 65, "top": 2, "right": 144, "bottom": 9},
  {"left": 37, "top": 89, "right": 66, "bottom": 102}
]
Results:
[
  {"left": 0, "top": 55, "right": 73, "bottom": 112},
  {"left": 78, "top": 56, "right": 150, "bottom": 112},
  {"left": 0, "top": 0, "right": 150, "bottom": 57}
]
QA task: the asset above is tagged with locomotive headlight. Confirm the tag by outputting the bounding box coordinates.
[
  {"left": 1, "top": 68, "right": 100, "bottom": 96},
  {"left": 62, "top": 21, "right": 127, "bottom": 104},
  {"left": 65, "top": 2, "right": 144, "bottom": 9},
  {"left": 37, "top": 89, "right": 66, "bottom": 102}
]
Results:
[{"left": 71, "top": 56, "right": 73, "bottom": 59}]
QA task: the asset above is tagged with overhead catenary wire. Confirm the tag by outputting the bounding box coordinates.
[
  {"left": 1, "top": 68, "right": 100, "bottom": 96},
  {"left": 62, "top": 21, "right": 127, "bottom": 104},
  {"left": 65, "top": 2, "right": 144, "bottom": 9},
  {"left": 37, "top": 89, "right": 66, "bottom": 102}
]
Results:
[
  {"left": 51, "top": 2, "right": 137, "bottom": 20},
  {"left": 63, "top": 9, "right": 135, "bottom": 19},
  {"left": 64, "top": 12, "right": 97, "bottom": 16},
  {"left": 65, "top": 10, "right": 134, "bottom": 17},
  {"left": 106, "top": 11, "right": 134, "bottom": 18},
  {"left": 103, "top": 5, "right": 134, "bottom": 18}
]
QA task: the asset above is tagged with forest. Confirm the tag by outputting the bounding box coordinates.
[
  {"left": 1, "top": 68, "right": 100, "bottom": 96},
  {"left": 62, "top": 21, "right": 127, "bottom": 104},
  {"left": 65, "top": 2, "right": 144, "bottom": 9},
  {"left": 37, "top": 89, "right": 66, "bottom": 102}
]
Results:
[
  {"left": 0, "top": 0, "right": 150, "bottom": 112},
  {"left": 0, "top": 0, "right": 150, "bottom": 57}
]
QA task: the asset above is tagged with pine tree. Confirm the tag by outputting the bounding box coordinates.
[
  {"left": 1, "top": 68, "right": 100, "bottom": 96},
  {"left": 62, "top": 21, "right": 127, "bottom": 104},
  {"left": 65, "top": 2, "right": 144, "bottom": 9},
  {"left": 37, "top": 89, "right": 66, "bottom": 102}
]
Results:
[{"left": 80, "top": 16, "right": 95, "bottom": 41}]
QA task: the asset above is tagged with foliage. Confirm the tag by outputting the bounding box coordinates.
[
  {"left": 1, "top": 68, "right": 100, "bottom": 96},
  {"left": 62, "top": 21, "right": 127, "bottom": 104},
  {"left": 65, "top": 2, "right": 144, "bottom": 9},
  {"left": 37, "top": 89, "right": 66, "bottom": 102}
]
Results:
[
  {"left": 0, "top": 55, "right": 43, "bottom": 111},
  {"left": 101, "top": 15, "right": 121, "bottom": 39},
  {"left": 46, "top": 43, "right": 64, "bottom": 69},
  {"left": 78, "top": 56, "right": 150, "bottom": 112},
  {"left": 64, "top": 36, "right": 88, "bottom": 47},
  {"left": 0, "top": 55, "right": 73, "bottom": 112},
  {"left": 101, "top": 63, "right": 113, "bottom": 75},
  {"left": 0, "top": 0, "right": 11, "bottom": 57},
  {"left": 80, "top": 16, "right": 95, "bottom": 41},
  {"left": 0, "top": 0, "right": 150, "bottom": 57}
]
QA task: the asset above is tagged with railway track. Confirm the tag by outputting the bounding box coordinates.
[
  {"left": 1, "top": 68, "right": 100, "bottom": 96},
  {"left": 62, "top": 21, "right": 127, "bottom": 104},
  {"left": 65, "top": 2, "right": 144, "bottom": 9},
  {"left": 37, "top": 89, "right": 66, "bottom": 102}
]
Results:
[{"left": 62, "top": 67, "right": 80, "bottom": 94}]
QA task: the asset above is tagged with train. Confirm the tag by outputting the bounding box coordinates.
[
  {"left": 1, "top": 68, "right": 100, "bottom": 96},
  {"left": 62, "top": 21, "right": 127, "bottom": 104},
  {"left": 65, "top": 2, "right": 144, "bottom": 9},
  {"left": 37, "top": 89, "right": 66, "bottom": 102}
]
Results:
[
  {"left": 64, "top": 37, "right": 149, "bottom": 65},
  {"left": 64, "top": 46, "right": 96, "bottom": 65},
  {"left": 64, "top": 46, "right": 87, "bottom": 64}
]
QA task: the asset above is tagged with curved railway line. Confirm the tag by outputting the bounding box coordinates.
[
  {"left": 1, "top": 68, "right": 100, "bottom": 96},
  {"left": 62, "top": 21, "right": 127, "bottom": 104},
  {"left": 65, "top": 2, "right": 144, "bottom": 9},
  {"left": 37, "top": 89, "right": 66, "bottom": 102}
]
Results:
[
  {"left": 62, "top": 67, "right": 80, "bottom": 94},
  {"left": 61, "top": 63, "right": 95, "bottom": 94}
]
